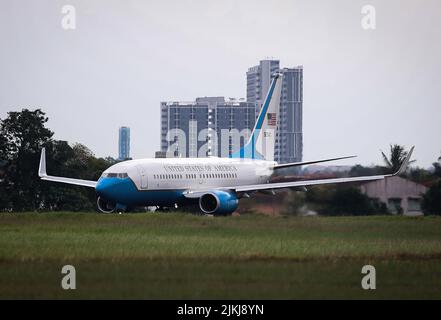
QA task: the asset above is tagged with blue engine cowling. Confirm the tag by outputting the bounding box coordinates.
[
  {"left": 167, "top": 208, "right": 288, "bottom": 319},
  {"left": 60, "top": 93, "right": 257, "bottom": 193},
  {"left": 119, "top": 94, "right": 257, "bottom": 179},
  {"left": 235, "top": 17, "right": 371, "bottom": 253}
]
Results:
[{"left": 199, "top": 190, "right": 239, "bottom": 216}]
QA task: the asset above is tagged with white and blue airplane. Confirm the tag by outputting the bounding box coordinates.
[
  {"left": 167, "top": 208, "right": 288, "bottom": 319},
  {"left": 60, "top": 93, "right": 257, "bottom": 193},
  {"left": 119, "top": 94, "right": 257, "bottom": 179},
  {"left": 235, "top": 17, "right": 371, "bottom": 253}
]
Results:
[{"left": 38, "top": 73, "right": 414, "bottom": 215}]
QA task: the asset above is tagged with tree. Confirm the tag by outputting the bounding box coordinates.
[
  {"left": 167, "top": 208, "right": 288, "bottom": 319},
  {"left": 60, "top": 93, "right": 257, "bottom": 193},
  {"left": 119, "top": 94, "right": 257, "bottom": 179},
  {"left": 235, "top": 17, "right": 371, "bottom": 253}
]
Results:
[
  {"left": 0, "top": 109, "right": 53, "bottom": 211},
  {"left": 349, "top": 164, "right": 387, "bottom": 177},
  {"left": 433, "top": 153, "right": 441, "bottom": 179},
  {"left": 381, "top": 144, "right": 415, "bottom": 173},
  {"left": 325, "top": 187, "right": 376, "bottom": 216},
  {"left": 422, "top": 180, "right": 441, "bottom": 215},
  {"left": 0, "top": 109, "right": 115, "bottom": 212},
  {"left": 304, "top": 185, "right": 387, "bottom": 216}
]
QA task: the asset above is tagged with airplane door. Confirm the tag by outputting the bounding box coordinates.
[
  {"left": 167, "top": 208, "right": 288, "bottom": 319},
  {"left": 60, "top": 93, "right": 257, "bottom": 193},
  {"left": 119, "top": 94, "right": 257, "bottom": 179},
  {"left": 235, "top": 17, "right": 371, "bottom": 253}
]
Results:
[{"left": 137, "top": 165, "right": 148, "bottom": 190}]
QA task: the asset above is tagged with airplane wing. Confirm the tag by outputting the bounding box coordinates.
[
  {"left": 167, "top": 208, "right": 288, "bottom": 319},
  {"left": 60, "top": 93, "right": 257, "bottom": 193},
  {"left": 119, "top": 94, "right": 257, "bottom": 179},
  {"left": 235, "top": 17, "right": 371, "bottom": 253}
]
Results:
[
  {"left": 273, "top": 155, "right": 356, "bottom": 170},
  {"left": 183, "top": 146, "right": 414, "bottom": 197},
  {"left": 235, "top": 146, "right": 414, "bottom": 193},
  {"left": 38, "top": 148, "right": 97, "bottom": 188}
]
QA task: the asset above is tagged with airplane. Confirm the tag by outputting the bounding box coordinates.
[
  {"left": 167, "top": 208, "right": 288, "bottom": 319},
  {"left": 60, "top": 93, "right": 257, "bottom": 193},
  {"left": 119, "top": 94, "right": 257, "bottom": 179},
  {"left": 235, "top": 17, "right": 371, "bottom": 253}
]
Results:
[{"left": 38, "top": 73, "right": 414, "bottom": 215}]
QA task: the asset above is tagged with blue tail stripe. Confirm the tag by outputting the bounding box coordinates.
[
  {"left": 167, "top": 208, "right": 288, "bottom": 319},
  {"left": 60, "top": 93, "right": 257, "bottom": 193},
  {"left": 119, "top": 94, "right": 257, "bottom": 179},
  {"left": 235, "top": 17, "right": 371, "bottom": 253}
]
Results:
[
  {"left": 230, "top": 74, "right": 278, "bottom": 159},
  {"left": 254, "top": 77, "right": 277, "bottom": 131}
]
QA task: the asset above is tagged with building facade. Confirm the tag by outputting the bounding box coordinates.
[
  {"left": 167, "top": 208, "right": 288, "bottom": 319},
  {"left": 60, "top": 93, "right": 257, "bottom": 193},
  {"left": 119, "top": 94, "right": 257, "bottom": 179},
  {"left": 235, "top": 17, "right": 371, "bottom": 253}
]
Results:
[
  {"left": 359, "top": 176, "right": 428, "bottom": 216},
  {"left": 246, "top": 59, "right": 303, "bottom": 164},
  {"left": 160, "top": 97, "right": 256, "bottom": 158},
  {"left": 118, "top": 126, "right": 130, "bottom": 160}
]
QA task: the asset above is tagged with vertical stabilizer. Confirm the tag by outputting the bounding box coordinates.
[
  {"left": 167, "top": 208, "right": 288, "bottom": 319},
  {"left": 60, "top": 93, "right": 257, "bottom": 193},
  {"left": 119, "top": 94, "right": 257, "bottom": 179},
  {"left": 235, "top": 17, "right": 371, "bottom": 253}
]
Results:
[{"left": 231, "top": 72, "right": 282, "bottom": 161}]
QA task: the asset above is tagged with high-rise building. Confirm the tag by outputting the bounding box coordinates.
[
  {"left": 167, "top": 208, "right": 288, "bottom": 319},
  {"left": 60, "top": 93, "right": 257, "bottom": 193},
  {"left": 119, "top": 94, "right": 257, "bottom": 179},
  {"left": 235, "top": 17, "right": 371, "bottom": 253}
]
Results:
[
  {"left": 246, "top": 59, "right": 280, "bottom": 108},
  {"left": 160, "top": 97, "right": 256, "bottom": 158},
  {"left": 118, "top": 126, "right": 130, "bottom": 160},
  {"left": 246, "top": 59, "right": 303, "bottom": 164}
]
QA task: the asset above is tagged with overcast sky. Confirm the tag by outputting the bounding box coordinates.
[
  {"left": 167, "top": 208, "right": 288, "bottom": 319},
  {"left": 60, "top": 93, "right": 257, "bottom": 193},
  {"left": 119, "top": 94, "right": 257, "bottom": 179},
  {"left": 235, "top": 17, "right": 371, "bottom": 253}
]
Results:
[{"left": 0, "top": 0, "right": 440, "bottom": 168}]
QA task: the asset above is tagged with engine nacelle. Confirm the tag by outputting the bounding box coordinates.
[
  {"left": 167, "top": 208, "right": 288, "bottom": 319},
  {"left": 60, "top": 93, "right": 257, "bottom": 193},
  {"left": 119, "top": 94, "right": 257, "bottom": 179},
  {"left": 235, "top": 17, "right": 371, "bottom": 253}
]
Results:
[
  {"left": 199, "top": 190, "right": 239, "bottom": 216},
  {"left": 97, "top": 196, "right": 116, "bottom": 213}
]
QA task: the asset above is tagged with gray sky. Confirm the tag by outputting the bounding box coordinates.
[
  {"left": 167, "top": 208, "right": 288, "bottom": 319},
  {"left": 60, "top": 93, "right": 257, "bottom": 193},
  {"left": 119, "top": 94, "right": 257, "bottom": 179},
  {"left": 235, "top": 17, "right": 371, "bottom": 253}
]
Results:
[{"left": 1, "top": 0, "right": 440, "bottom": 168}]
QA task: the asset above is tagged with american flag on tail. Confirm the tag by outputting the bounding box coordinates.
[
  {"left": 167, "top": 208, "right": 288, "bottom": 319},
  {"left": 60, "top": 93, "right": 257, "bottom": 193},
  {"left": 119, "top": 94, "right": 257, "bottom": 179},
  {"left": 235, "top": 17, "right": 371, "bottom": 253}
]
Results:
[{"left": 267, "top": 113, "right": 277, "bottom": 126}]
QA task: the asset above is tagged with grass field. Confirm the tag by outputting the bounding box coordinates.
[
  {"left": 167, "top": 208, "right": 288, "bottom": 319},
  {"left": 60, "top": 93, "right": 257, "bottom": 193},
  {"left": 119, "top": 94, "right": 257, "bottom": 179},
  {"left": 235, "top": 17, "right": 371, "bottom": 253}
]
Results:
[{"left": 1, "top": 212, "right": 441, "bottom": 299}]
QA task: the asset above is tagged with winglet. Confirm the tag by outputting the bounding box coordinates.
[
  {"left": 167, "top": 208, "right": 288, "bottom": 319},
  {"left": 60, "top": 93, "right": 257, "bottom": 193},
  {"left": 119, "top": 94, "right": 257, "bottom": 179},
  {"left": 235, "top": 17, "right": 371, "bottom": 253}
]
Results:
[
  {"left": 39, "top": 147, "right": 47, "bottom": 177},
  {"left": 393, "top": 146, "right": 415, "bottom": 176}
]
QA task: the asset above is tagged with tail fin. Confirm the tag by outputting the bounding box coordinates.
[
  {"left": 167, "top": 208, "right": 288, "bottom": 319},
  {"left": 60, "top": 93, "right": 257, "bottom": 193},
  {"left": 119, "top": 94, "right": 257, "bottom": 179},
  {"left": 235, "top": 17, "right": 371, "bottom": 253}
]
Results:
[{"left": 231, "top": 72, "right": 283, "bottom": 161}]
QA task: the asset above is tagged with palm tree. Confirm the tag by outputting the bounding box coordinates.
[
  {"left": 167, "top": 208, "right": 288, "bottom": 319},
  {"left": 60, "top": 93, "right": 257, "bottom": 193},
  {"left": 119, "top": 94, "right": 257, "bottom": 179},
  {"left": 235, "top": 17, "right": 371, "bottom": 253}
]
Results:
[{"left": 381, "top": 144, "right": 415, "bottom": 173}]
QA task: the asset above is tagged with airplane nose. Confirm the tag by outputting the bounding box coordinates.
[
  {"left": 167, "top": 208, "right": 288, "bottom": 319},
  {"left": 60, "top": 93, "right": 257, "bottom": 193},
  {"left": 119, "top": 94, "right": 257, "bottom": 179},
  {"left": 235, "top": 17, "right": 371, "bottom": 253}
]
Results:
[{"left": 95, "top": 178, "right": 110, "bottom": 195}]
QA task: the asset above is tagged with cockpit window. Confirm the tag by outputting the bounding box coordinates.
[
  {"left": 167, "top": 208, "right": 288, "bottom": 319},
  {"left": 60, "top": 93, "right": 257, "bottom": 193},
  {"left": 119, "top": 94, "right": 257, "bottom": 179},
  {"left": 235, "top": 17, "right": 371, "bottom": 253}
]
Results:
[
  {"left": 105, "top": 173, "right": 118, "bottom": 178},
  {"left": 102, "top": 173, "right": 128, "bottom": 178}
]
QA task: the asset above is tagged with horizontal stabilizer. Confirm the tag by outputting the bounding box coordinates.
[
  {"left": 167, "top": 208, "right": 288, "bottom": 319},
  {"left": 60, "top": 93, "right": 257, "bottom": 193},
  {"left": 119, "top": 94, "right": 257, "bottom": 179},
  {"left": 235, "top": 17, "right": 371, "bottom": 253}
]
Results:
[{"left": 273, "top": 155, "right": 357, "bottom": 170}]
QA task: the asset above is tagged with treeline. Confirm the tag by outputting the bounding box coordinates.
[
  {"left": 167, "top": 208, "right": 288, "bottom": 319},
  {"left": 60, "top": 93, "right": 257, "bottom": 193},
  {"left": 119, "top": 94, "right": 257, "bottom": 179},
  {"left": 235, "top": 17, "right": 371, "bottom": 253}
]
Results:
[{"left": 0, "top": 109, "right": 117, "bottom": 212}]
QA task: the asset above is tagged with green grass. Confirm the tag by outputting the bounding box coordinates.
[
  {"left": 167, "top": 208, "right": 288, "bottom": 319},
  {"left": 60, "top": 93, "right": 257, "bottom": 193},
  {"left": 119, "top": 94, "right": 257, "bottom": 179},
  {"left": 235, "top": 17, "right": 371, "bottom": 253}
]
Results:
[{"left": 1, "top": 212, "right": 441, "bottom": 299}]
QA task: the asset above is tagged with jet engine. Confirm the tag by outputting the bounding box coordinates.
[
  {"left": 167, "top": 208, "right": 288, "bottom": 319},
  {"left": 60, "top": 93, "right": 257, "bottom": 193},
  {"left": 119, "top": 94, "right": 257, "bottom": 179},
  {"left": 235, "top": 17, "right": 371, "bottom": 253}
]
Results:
[
  {"left": 199, "top": 190, "right": 239, "bottom": 216},
  {"left": 97, "top": 196, "right": 116, "bottom": 213}
]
